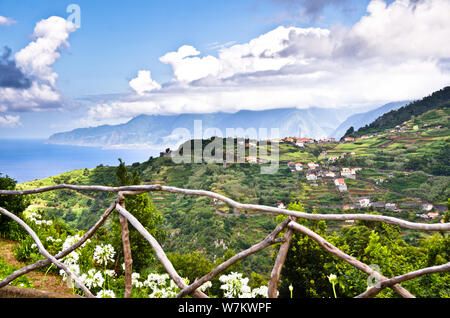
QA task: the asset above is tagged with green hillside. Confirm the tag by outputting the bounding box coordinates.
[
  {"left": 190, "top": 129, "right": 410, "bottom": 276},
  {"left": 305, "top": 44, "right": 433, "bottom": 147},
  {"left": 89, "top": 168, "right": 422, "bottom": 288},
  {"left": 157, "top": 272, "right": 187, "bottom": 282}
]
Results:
[
  {"left": 348, "top": 86, "right": 450, "bottom": 138},
  {"left": 14, "top": 106, "right": 448, "bottom": 278}
]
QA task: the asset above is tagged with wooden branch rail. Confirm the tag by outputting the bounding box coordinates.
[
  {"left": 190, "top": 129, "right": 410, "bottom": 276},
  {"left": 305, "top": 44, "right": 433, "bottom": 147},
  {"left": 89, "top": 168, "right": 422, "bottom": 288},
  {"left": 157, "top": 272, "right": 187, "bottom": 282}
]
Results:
[{"left": 0, "top": 184, "right": 449, "bottom": 298}]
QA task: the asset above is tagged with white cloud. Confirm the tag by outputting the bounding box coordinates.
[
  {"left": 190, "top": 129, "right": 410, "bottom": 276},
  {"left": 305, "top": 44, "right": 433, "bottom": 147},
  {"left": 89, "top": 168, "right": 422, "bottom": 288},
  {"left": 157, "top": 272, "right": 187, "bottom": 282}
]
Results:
[
  {"left": 159, "top": 45, "right": 221, "bottom": 82},
  {"left": 0, "top": 16, "right": 16, "bottom": 26},
  {"left": 0, "top": 114, "right": 21, "bottom": 127},
  {"left": 84, "top": 0, "right": 450, "bottom": 125},
  {"left": 0, "top": 16, "right": 76, "bottom": 112},
  {"left": 129, "top": 70, "right": 161, "bottom": 95}
]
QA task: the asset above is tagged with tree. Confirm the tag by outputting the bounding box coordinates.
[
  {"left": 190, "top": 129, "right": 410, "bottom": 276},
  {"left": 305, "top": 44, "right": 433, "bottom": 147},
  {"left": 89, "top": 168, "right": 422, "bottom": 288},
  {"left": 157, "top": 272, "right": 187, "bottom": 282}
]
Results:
[
  {"left": 342, "top": 126, "right": 355, "bottom": 140},
  {"left": 112, "top": 160, "right": 166, "bottom": 272},
  {"left": 0, "top": 174, "right": 30, "bottom": 239}
]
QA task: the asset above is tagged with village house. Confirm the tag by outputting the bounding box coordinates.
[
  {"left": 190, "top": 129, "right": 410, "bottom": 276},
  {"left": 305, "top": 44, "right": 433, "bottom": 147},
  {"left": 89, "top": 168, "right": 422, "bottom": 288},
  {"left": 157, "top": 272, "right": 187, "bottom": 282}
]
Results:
[
  {"left": 287, "top": 162, "right": 296, "bottom": 170},
  {"left": 308, "top": 162, "right": 319, "bottom": 170},
  {"left": 295, "top": 163, "right": 303, "bottom": 171},
  {"left": 341, "top": 167, "right": 355, "bottom": 179},
  {"left": 422, "top": 204, "right": 434, "bottom": 212},
  {"left": 334, "top": 178, "right": 347, "bottom": 192},
  {"left": 296, "top": 141, "right": 304, "bottom": 148},
  {"left": 328, "top": 155, "right": 339, "bottom": 163},
  {"left": 328, "top": 137, "right": 336, "bottom": 143},
  {"left": 385, "top": 203, "right": 397, "bottom": 210},
  {"left": 359, "top": 198, "right": 371, "bottom": 208},
  {"left": 343, "top": 137, "right": 355, "bottom": 142},
  {"left": 306, "top": 173, "right": 318, "bottom": 181},
  {"left": 342, "top": 205, "right": 354, "bottom": 210},
  {"left": 277, "top": 202, "right": 286, "bottom": 209},
  {"left": 160, "top": 148, "right": 172, "bottom": 157},
  {"left": 427, "top": 212, "right": 440, "bottom": 219},
  {"left": 325, "top": 171, "right": 336, "bottom": 178}
]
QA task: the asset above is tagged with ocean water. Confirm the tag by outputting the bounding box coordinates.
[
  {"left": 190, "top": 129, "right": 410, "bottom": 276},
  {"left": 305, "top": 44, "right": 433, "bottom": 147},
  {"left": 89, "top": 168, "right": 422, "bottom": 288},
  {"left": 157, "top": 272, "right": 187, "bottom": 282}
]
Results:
[{"left": 0, "top": 139, "right": 158, "bottom": 183}]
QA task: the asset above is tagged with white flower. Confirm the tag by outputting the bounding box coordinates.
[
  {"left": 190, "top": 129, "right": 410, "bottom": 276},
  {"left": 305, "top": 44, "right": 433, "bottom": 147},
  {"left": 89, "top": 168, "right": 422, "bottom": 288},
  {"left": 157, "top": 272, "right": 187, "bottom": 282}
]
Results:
[
  {"left": 96, "top": 289, "right": 115, "bottom": 298},
  {"left": 59, "top": 263, "right": 80, "bottom": 282},
  {"left": 328, "top": 274, "right": 338, "bottom": 284},
  {"left": 198, "top": 281, "right": 212, "bottom": 292},
  {"left": 251, "top": 286, "right": 268, "bottom": 298},
  {"left": 79, "top": 269, "right": 104, "bottom": 289},
  {"left": 93, "top": 244, "right": 115, "bottom": 266},
  {"left": 104, "top": 270, "right": 116, "bottom": 278},
  {"left": 219, "top": 272, "right": 268, "bottom": 298},
  {"left": 132, "top": 272, "right": 143, "bottom": 288}
]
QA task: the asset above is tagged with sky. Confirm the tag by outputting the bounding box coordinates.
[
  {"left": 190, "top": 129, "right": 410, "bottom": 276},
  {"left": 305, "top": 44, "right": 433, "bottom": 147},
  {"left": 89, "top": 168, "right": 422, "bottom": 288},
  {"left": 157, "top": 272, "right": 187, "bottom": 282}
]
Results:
[{"left": 0, "top": 0, "right": 450, "bottom": 138}]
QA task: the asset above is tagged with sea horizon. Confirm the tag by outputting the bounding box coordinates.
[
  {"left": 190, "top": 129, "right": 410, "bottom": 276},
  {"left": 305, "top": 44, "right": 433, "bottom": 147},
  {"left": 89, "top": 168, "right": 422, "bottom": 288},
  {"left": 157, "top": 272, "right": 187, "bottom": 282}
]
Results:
[{"left": 0, "top": 139, "right": 158, "bottom": 184}]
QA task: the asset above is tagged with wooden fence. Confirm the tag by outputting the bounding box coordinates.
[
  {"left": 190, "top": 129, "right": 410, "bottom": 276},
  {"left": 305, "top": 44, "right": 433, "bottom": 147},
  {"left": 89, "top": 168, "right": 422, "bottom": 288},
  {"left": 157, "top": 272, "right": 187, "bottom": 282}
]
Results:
[{"left": 1, "top": 184, "right": 449, "bottom": 298}]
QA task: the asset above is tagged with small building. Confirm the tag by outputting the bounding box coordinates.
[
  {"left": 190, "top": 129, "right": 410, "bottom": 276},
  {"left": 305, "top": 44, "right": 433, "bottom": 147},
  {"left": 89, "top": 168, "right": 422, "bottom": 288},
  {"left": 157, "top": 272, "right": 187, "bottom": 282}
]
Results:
[
  {"left": 328, "top": 155, "right": 339, "bottom": 162},
  {"left": 287, "top": 161, "right": 295, "bottom": 169},
  {"left": 296, "top": 142, "right": 304, "bottom": 148},
  {"left": 422, "top": 204, "right": 434, "bottom": 212},
  {"left": 334, "top": 178, "right": 347, "bottom": 192},
  {"left": 308, "top": 162, "right": 318, "bottom": 170},
  {"left": 341, "top": 167, "right": 356, "bottom": 179},
  {"left": 427, "top": 212, "right": 440, "bottom": 219},
  {"left": 160, "top": 148, "right": 172, "bottom": 157},
  {"left": 277, "top": 202, "right": 286, "bottom": 209},
  {"left": 385, "top": 203, "right": 397, "bottom": 210},
  {"left": 306, "top": 173, "right": 318, "bottom": 181},
  {"left": 325, "top": 171, "right": 336, "bottom": 178},
  {"left": 359, "top": 198, "right": 371, "bottom": 208},
  {"left": 295, "top": 163, "right": 303, "bottom": 171},
  {"left": 344, "top": 137, "right": 355, "bottom": 142}
]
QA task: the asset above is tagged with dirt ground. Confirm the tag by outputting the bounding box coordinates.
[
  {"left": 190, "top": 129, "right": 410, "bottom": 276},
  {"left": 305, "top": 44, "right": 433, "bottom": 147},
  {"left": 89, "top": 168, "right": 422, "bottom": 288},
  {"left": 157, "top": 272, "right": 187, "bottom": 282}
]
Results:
[{"left": 0, "top": 239, "right": 75, "bottom": 297}]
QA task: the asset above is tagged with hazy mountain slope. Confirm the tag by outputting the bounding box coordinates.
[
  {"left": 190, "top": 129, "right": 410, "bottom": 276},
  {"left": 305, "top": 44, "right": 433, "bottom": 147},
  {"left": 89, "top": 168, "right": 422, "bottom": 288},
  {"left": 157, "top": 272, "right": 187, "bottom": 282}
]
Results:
[{"left": 329, "top": 101, "right": 410, "bottom": 139}]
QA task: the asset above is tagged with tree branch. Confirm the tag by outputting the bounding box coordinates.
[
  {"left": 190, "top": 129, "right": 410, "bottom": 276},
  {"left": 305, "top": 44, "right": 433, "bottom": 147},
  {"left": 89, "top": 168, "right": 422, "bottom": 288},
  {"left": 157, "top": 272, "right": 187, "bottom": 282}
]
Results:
[
  {"left": 356, "top": 262, "right": 450, "bottom": 298},
  {"left": 2, "top": 184, "right": 448, "bottom": 231}
]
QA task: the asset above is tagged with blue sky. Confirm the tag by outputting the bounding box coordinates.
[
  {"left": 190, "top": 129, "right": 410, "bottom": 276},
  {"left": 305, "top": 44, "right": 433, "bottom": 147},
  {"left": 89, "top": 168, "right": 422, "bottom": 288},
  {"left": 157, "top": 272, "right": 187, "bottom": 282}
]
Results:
[
  {"left": 1, "top": 0, "right": 369, "bottom": 97},
  {"left": 1, "top": 0, "right": 449, "bottom": 138}
]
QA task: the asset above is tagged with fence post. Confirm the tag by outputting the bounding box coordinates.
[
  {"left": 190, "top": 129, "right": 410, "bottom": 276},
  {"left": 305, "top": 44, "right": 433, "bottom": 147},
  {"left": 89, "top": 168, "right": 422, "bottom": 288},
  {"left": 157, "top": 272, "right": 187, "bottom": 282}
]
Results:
[
  {"left": 268, "top": 217, "right": 296, "bottom": 298},
  {"left": 118, "top": 194, "right": 133, "bottom": 298}
]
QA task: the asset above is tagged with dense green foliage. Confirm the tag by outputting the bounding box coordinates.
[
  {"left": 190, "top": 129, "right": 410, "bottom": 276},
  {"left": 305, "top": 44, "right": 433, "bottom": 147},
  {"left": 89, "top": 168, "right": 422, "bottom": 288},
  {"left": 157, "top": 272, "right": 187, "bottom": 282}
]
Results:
[
  {"left": 279, "top": 203, "right": 450, "bottom": 298},
  {"left": 0, "top": 174, "right": 30, "bottom": 241}
]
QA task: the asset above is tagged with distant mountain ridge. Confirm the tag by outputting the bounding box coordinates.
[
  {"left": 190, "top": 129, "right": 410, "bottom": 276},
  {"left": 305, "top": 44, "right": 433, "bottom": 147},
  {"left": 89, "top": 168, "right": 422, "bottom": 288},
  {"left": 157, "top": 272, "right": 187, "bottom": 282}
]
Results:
[
  {"left": 48, "top": 107, "right": 355, "bottom": 149},
  {"left": 48, "top": 102, "right": 407, "bottom": 149}
]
